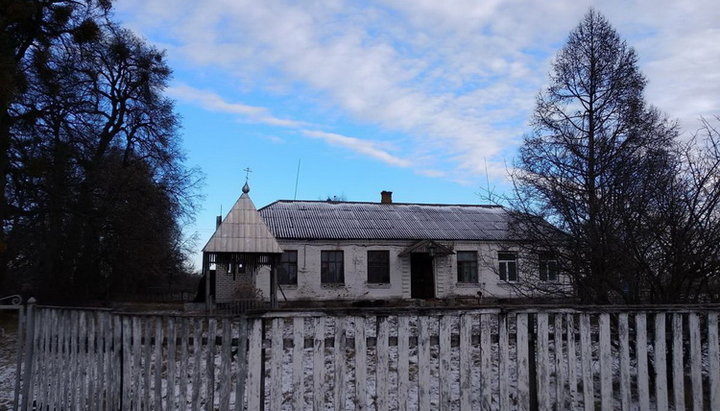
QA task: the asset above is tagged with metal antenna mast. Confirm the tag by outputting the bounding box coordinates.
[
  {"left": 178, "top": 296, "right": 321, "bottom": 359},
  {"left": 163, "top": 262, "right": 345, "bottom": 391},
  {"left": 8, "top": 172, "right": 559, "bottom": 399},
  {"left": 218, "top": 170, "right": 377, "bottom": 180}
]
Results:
[{"left": 293, "top": 159, "right": 301, "bottom": 200}]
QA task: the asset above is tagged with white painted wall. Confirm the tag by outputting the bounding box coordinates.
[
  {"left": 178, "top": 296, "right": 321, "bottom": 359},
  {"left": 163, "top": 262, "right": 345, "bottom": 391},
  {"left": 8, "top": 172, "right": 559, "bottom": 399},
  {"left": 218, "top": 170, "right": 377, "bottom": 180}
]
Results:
[{"left": 213, "top": 240, "right": 569, "bottom": 302}]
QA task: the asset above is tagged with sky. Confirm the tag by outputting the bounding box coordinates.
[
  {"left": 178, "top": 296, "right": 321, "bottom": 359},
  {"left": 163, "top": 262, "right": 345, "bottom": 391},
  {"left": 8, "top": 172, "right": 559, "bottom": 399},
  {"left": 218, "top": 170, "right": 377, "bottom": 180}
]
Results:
[{"left": 112, "top": 0, "right": 720, "bottom": 270}]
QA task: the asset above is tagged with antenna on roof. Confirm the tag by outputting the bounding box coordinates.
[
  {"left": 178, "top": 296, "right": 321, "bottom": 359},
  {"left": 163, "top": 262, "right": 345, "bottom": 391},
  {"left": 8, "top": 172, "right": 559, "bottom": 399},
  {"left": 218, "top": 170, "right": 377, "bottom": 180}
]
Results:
[
  {"left": 484, "top": 157, "right": 491, "bottom": 199},
  {"left": 293, "top": 159, "right": 301, "bottom": 200}
]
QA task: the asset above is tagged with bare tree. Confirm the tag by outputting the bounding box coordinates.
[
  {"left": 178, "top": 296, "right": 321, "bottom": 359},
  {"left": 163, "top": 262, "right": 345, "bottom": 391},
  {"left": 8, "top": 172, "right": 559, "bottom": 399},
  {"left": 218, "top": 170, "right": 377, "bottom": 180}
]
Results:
[{"left": 626, "top": 117, "right": 720, "bottom": 302}]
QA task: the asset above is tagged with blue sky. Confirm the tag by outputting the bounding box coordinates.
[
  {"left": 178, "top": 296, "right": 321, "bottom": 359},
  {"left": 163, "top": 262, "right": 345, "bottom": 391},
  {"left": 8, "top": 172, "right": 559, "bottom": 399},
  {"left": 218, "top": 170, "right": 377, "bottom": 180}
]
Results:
[{"left": 113, "top": 0, "right": 719, "bottom": 269}]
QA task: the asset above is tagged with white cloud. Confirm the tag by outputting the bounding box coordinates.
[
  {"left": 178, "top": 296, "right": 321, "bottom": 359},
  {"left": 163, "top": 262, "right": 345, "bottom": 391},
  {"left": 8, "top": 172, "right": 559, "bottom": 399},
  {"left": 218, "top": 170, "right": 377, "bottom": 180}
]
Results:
[
  {"left": 167, "top": 84, "right": 304, "bottom": 128},
  {"left": 302, "top": 130, "right": 411, "bottom": 167},
  {"left": 116, "top": 0, "right": 720, "bottom": 177}
]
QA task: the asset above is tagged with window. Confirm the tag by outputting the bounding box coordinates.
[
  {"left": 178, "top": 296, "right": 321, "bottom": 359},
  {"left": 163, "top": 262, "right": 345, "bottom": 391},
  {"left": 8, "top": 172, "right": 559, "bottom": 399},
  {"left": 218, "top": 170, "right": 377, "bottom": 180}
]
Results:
[
  {"left": 367, "top": 250, "right": 390, "bottom": 283},
  {"left": 279, "top": 250, "right": 298, "bottom": 285},
  {"left": 539, "top": 252, "right": 558, "bottom": 282},
  {"left": 457, "top": 251, "right": 478, "bottom": 283},
  {"left": 321, "top": 250, "right": 344, "bottom": 284},
  {"left": 498, "top": 252, "right": 518, "bottom": 282}
]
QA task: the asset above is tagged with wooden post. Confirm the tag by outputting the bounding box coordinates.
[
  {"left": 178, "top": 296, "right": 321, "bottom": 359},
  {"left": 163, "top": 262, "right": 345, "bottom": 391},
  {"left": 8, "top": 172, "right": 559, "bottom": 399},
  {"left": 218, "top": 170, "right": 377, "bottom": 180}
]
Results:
[
  {"left": 13, "top": 302, "right": 24, "bottom": 410},
  {"left": 20, "top": 297, "right": 36, "bottom": 411},
  {"left": 528, "top": 313, "right": 538, "bottom": 411},
  {"left": 203, "top": 253, "right": 211, "bottom": 312},
  {"left": 270, "top": 254, "right": 278, "bottom": 309}
]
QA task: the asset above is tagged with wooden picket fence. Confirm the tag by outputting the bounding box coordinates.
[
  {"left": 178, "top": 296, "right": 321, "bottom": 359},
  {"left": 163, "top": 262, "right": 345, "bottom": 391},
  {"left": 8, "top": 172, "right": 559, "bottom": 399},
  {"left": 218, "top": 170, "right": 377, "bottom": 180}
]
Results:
[{"left": 13, "top": 303, "right": 720, "bottom": 410}]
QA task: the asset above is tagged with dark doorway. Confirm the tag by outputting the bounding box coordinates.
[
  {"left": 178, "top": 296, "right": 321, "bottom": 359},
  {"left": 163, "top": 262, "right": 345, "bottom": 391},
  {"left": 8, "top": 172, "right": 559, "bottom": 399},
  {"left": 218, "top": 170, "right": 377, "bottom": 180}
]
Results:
[{"left": 411, "top": 253, "right": 435, "bottom": 299}]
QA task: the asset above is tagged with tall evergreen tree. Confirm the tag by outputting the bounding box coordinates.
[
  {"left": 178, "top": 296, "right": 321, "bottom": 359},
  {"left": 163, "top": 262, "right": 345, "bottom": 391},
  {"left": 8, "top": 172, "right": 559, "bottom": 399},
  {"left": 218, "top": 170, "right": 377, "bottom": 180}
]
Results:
[{"left": 513, "top": 9, "right": 679, "bottom": 303}]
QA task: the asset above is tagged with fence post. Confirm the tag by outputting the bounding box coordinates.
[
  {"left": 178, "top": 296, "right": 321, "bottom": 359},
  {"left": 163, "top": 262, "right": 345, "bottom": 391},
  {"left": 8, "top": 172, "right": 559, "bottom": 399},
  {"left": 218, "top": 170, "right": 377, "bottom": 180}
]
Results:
[
  {"left": 528, "top": 313, "right": 538, "bottom": 411},
  {"left": 20, "top": 297, "right": 36, "bottom": 411},
  {"left": 13, "top": 300, "right": 25, "bottom": 410}
]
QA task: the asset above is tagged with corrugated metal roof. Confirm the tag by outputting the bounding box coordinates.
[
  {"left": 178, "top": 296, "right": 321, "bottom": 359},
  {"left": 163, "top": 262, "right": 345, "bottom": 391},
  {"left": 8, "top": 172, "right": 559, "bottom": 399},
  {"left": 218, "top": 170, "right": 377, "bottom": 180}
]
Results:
[
  {"left": 203, "top": 193, "right": 283, "bottom": 253},
  {"left": 258, "top": 200, "right": 513, "bottom": 241}
]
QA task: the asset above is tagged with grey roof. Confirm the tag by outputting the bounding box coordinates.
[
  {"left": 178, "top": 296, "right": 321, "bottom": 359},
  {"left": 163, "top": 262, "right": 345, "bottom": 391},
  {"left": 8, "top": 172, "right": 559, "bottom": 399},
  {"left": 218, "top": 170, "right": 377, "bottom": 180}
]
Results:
[
  {"left": 258, "top": 200, "right": 513, "bottom": 241},
  {"left": 203, "top": 192, "right": 283, "bottom": 254}
]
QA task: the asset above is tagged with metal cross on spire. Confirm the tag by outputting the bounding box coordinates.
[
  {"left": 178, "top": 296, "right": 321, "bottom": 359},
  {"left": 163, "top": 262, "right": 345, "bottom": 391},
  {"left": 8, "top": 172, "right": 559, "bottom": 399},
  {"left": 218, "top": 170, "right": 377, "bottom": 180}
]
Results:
[{"left": 242, "top": 167, "right": 252, "bottom": 194}]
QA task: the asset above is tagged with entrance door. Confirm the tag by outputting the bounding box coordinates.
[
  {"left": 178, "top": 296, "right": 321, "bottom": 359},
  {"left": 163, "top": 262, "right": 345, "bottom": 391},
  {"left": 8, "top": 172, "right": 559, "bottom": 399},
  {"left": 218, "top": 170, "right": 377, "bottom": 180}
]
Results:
[{"left": 411, "top": 253, "right": 435, "bottom": 299}]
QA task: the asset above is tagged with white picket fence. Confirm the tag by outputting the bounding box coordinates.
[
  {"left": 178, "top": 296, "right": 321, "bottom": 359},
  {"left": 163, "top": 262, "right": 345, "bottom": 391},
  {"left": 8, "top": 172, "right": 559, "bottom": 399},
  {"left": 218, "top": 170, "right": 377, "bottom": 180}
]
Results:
[{"left": 14, "top": 303, "right": 720, "bottom": 410}]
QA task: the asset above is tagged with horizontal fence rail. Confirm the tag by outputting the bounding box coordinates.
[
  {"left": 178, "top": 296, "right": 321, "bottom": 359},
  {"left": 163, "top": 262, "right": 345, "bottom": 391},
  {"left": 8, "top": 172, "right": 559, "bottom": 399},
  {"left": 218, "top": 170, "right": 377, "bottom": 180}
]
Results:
[{"left": 14, "top": 304, "right": 720, "bottom": 410}]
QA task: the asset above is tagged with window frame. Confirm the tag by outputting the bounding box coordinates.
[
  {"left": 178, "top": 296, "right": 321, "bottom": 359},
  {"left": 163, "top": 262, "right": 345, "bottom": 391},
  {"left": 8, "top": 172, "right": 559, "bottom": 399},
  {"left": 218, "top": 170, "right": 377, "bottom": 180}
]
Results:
[
  {"left": 321, "top": 250, "right": 345, "bottom": 285},
  {"left": 538, "top": 252, "right": 558, "bottom": 282},
  {"left": 367, "top": 250, "right": 390, "bottom": 284},
  {"left": 456, "top": 251, "right": 479, "bottom": 283},
  {"left": 498, "top": 252, "right": 518, "bottom": 282},
  {"left": 278, "top": 250, "right": 298, "bottom": 286}
]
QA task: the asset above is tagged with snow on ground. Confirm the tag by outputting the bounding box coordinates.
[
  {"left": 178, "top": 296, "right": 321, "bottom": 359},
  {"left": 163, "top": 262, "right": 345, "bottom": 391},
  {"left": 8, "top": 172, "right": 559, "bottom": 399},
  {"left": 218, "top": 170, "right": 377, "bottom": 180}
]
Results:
[{"left": 0, "top": 313, "right": 19, "bottom": 411}]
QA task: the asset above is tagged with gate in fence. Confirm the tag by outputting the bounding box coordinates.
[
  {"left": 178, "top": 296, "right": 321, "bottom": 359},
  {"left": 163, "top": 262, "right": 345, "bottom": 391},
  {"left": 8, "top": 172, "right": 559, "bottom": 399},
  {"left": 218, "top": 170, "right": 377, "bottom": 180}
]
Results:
[{"left": 12, "top": 302, "right": 720, "bottom": 410}]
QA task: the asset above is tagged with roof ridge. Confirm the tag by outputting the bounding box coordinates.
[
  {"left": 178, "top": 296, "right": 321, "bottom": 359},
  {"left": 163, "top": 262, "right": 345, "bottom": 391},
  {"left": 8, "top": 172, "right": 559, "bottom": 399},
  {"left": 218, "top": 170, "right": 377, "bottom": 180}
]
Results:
[{"left": 265, "top": 199, "right": 503, "bottom": 208}]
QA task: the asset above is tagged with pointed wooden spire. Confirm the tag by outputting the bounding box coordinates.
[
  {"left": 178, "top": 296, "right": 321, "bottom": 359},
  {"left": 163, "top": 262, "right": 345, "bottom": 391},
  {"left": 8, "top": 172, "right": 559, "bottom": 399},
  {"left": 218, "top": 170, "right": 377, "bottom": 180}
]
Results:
[{"left": 203, "top": 186, "right": 282, "bottom": 254}]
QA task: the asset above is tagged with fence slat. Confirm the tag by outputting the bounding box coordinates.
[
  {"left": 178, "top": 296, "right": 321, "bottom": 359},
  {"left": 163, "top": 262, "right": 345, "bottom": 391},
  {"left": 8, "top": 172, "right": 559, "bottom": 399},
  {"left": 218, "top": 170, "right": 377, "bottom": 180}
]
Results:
[
  {"left": 246, "top": 319, "right": 262, "bottom": 411},
  {"left": 480, "top": 313, "right": 492, "bottom": 410},
  {"left": 207, "top": 318, "right": 217, "bottom": 410},
  {"left": 79, "top": 311, "right": 88, "bottom": 410},
  {"left": 619, "top": 313, "right": 631, "bottom": 410},
  {"left": 654, "top": 313, "right": 668, "bottom": 411},
  {"left": 100, "top": 312, "right": 111, "bottom": 409},
  {"left": 537, "top": 312, "right": 550, "bottom": 410},
  {"left": 292, "top": 317, "right": 305, "bottom": 411},
  {"left": 168, "top": 318, "right": 177, "bottom": 411},
  {"left": 354, "top": 317, "right": 367, "bottom": 411},
  {"left": 36, "top": 309, "right": 46, "bottom": 410},
  {"left": 689, "top": 313, "right": 703, "bottom": 411},
  {"left": 334, "top": 317, "right": 347, "bottom": 411},
  {"left": 579, "top": 313, "right": 593, "bottom": 411},
  {"left": 377, "top": 316, "right": 390, "bottom": 411},
  {"left": 708, "top": 312, "right": 720, "bottom": 411},
  {"left": 235, "top": 318, "right": 248, "bottom": 411},
  {"left": 313, "top": 317, "right": 326, "bottom": 411},
  {"left": 131, "top": 317, "right": 142, "bottom": 410},
  {"left": 636, "top": 313, "right": 650, "bottom": 411},
  {"left": 179, "top": 318, "right": 189, "bottom": 411},
  {"left": 154, "top": 317, "right": 164, "bottom": 411},
  {"left": 599, "top": 313, "right": 612, "bottom": 411},
  {"left": 566, "top": 314, "right": 578, "bottom": 410},
  {"left": 418, "top": 315, "right": 431, "bottom": 411},
  {"left": 191, "top": 319, "right": 203, "bottom": 410},
  {"left": 69, "top": 311, "right": 78, "bottom": 410},
  {"left": 270, "top": 318, "right": 283, "bottom": 411},
  {"left": 397, "top": 315, "right": 410, "bottom": 411},
  {"left": 59, "top": 311, "right": 69, "bottom": 409},
  {"left": 220, "top": 318, "right": 232, "bottom": 411},
  {"left": 460, "top": 314, "right": 473, "bottom": 410},
  {"left": 672, "top": 314, "right": 685, "bottom": 411},
  {"left": 517, "top": 313, "right": 530, "bottom": 411},
  {"left": 87, "top": 311, "right": 97, "bottom": 410},
  {"left": 122, "top": 316, "right": 132, "bottom": 410},
  {"left": 113, "top": 315, "right": 123, "bottom": 409},
  {"left": 553, "top": 314, "right": 565, "bottom": 410},
  {"left": 438, "top": 315, "right": 451, "bottom": 410}
]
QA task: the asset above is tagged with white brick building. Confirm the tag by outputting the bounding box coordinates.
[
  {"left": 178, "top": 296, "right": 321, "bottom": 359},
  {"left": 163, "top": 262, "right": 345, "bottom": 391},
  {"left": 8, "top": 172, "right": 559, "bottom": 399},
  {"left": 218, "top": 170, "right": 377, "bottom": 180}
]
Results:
[{"left": 203, "top": 188, "right": 563, "bottom": 305}]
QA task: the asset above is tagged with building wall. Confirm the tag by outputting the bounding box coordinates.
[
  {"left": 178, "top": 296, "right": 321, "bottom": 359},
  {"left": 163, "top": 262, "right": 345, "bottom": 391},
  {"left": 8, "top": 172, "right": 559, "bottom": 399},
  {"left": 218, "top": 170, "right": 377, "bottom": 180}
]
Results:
[
  {"left": 242, "top": 240, "right": 558, "bottom": 302},
  {"left": 214, "top": 263, "right": 261, "bottom": 303}
]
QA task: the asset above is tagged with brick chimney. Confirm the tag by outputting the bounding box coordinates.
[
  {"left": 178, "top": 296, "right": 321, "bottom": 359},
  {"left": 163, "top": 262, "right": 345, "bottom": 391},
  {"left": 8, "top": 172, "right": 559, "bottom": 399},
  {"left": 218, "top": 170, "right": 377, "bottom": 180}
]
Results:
[{"left": 381, "top": 191, "right": 393, "bottom": 204}]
